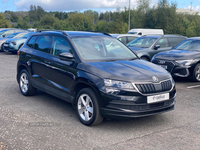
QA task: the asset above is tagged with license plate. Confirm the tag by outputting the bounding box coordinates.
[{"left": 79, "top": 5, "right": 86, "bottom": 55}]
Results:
[
  {"left": 147, "top": 93, "right": 169, "bottom": 103},
  {"left": 4, "top": 44, "right": 8, "bottom": 47},
  {"left": 159, "top": 65, "right": 167, "bottom": 69}
]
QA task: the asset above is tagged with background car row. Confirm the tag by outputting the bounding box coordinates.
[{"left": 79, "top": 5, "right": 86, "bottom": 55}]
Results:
[{"left": 1, "top": 28, "right": 200, "bottom": 82}]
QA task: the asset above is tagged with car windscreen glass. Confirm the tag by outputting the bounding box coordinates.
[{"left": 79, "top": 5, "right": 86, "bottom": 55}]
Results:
[
  {"left": 7, "top": 33, "right": 19, "bottom": 38},
  {"left": 127, "top": 37, "right": 158, "bottom": 48},
  {"left": 174, "top": 39, "right": 200, "bottom": 51},
  {"left": 71, "top": 37, "right": 137, "bottom": 61},
  {"left": 0, "top": 30, "right": 6, "bottom": 35},
  {"left": 22, "top": 33, "right": 32, "bottom": 38},
  {"left": 15, "top": 33, "right": 27, "bottom": 38},
  {"left": 127, "top": 32, "right": 137, "bottom": 34}
]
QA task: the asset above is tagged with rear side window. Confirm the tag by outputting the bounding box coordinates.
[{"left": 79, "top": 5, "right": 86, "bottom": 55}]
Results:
[
  {"left": 155, "top": 38, "right": 168, "bottom": 48},
  {"left": 27, "top": 36, "right": 37, "bottom": 48},
  {"left": 33, "top": 36, "right": 52, "bottom": 53},
  {"left": 118, "top": 37, "right": 126, "bottom": 44},
  {"left": 127, "top": 36, "right": 137, "bottom": 43},
  {"left": 168, "top": 37, "right": 180, "bottom": 47},
  {"left": 51, "top": 37, "right": 72, "bottom": 56}
]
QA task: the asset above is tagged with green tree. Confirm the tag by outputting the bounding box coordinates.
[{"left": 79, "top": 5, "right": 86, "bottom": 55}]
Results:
[{"left": 0, "top": 13, "right": 11, "bottom": 28}]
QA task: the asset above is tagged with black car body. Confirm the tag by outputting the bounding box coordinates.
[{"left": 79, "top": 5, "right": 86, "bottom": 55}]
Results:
[
  {"left": 127, "top": 35, "right": 187, "bottom": 61},
  {"left": 152, "top": 37, "right": 200, "bottom": 81},
  {"left": 17, "top": 30, "right": 176, "bottom": 126}
]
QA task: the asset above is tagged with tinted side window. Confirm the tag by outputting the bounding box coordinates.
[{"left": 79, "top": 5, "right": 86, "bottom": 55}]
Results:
[
  {"left": 127, "top": 36, "right": 137, "bottom": 43},
  {"left": 168, "top": 37, "right": 180, "bottom": 47},
  {"left": 118, "top": 37, "right": 126, "bottom": 44},
  {"left": 51, "top": 36, "right": 72, "bottom": 56},
  {"left": 155, "top": 38, "right": 168, "bottom": 48},
  {"left": 34, "top": 36, "right": 52, "bottom": 53},
  {"left": 27, "top": 36, "right": 37, "bottom": 48}
]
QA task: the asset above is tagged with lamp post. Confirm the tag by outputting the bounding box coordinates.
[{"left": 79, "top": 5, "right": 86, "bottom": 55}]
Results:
[{"left": 128, "top": 0, "right": 130, "bottom": 32}]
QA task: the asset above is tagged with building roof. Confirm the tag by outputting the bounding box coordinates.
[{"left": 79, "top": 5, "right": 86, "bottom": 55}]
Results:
[{"left": 176, "top": 9, "right": 200, "bottom": 16}]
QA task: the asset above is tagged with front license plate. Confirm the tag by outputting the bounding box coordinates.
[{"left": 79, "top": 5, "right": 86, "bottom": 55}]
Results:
[
  {"left": 147, "top": 93, "right": 169, "bottom": 103},
  {"left": 4, "top": 44, "right": 8, "bottom": 47}
]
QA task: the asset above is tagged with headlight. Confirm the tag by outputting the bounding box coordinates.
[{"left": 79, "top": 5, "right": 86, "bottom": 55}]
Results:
[
  {"left": 11, "top": 42, "right": 16, "bottom": 45},
  {"left": 175, "top": 60, "right": 193, "bottom": 66},
  {"left": 104, "top": 79, "right": 134, "bottom": 89}
]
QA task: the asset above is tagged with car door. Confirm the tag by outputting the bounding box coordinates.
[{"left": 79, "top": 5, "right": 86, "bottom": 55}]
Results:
[
  {"left": 44, "top": 36, "right": 76, "bottom": 102},
  {"left": 27, "top": 35, "right": 53, "bottom": 91},
  {"left": 150, "top": 38, "right": 171, "bottom": 58}
]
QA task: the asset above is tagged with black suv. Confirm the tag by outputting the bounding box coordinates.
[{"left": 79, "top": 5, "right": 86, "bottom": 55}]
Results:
[
  {"left": 17, "top": 30, "right": 176, "bottom": 126},
  {"left": 127, "top": 35, "right": 187, "bottom": 61}
]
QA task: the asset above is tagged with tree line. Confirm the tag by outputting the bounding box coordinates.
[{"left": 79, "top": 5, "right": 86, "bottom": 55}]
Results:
[{"left": 0, "top": 0, "right": 200, "bottom": 37}]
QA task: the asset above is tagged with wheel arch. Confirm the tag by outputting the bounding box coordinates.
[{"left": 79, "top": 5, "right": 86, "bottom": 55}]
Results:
[{"left": 72, "top": 78, "right": 103, "bottom": 107}]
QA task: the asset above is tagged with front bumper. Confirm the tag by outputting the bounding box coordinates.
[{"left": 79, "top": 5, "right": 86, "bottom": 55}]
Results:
[
  {"left": 152, "top": 59, "right": 193, "bottom": 77},
  {"left": 4, "top": 44, "right": 18, "bottom": 52},
  {"left": 99, "top": 86, "right": 176, "bottom": 119}
]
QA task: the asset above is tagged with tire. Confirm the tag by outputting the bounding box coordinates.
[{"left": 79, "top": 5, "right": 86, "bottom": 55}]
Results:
[
  {"left": 76, "top": 88, "right": 103, "bottom": 126},
  {"left": 192, "top": 63, "right": 200, "bottom": 82},
  {"left": 141, "top": 57, "right": 149, "bottom": 61},
  {"left": 19, "top": 69, "right": 37, "bottom": 96},
  {"left": 0, "top": 44, "right": 4, "bottom": 52}
]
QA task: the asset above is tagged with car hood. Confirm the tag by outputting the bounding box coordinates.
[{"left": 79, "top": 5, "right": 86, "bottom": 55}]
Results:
[
  {"left": 0, "top": 38, "right": 8, "bottom": 43},
  {"left": 84, "top": 60, "right": 171, "bottom": 83},
  {"left": 128, "top": 47, "right": 148, "bottom": 52},
  {"left": 154, "top": 50, "right": 200, "bottom": 61}
]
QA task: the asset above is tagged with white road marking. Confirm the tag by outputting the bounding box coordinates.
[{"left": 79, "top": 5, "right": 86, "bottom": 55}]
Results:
[{"left": 187, "top": 85, "right": 200, "bottom": 89}]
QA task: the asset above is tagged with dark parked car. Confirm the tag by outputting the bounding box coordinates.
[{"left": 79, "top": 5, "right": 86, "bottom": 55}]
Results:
[
  {"left": 152, "top": 37, "right": 200, "bottom": 81},
  {"left": 17, "top": 30, "right": 176, "bottom": 126},
  {"left": 127, "top": 35, "right": 187, "bottom": 61}
]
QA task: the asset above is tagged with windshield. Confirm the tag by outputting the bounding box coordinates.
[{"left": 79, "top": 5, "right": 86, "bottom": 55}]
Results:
[
  {"left": 7, "top": 32, "right": 19, "bottom": 38},
  {"left": 127, "top": 32, "right": 137, "bottom": 34},
  {"left": 0, "top": 30, "right": 6, "bottom": 35},
  {"left": 174, "top": 39, "right": 200, "bottom": 51},
  {"left": 71, "top": 37, "right": 138, "bottom": 61},
  {"left": 127, "top": 37, "right": 158, "bottom": 48},
  {"left": 15, "top": 33, "right": 27, "bottom": 38},
  {"left": 22, "top": 33, "right": 32, "bottom": 38}
]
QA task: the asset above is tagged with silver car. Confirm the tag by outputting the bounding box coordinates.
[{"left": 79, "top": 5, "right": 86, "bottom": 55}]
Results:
[{"left": 0, "top": 32, "right": 28, "bottom": 52}]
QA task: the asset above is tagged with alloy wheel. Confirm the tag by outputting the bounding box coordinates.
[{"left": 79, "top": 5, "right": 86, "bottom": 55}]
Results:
[{"left": 77, "top": 94, "right": 94, "bottom": 121}]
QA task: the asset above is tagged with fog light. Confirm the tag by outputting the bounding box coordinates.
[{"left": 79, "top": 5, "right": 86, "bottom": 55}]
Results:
[{"left": 106, "top": 88, "right": 121, "bottom": 95}]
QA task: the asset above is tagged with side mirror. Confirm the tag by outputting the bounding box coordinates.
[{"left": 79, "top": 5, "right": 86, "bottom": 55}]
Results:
[
  {"left": 154, "top": 45, "right": 160, "bottom": 50},
  {"left": 2, "top": 34, "right": 6, "bottom": 38},
  {"left": 59, "top": 52, "right": 75, "bottom": 61}
]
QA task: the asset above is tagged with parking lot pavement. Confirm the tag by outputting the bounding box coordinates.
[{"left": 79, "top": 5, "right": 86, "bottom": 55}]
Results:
[{"left": 0, "top": 52, "right": 200, "bottom": 150}]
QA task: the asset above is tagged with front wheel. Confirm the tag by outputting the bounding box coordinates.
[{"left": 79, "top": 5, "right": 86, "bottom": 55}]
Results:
[
  {"left": 19, "top": 69, "right": 37, "bottom": 96},
  {"left": 76, "top": 88, "right": 103, "bottom": 126},
  {"left": 192, "top": 63, "right": 200, "bottom": 82}
]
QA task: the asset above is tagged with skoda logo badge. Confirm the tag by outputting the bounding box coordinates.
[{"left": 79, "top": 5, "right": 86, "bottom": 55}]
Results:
[{"left": 152, "top": 76, "right": 158, "bottom": 82}]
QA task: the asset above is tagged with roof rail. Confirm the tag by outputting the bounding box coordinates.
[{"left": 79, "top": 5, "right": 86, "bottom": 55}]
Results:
[
  {"left": 37, "top": 30, "right": 69, "bottom": 36},
  {"left": 81, "top": 31, "right": 111, "bottom": 36}
]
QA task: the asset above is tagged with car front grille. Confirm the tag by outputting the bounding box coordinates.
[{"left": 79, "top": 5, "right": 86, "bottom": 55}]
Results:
[
  {"left": 152, "top": 59, "right": 175, "bottom": 72},
  {"left": 135, "top": 80, "right": 172, "bottom": 94}
]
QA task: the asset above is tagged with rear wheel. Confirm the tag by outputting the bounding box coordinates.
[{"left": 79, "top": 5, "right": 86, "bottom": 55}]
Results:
[
  {"left": 192, "top": 63, "right": 200, "bottom": 82},
  {"left": 76, "top": 88, "right": 103, "bottom": 126},
  {"left": 0, "top": 44, "right": 4, "bottom": 52},
  {"left": 19, "top": 69, "right": 37, "bottom": 96}
]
